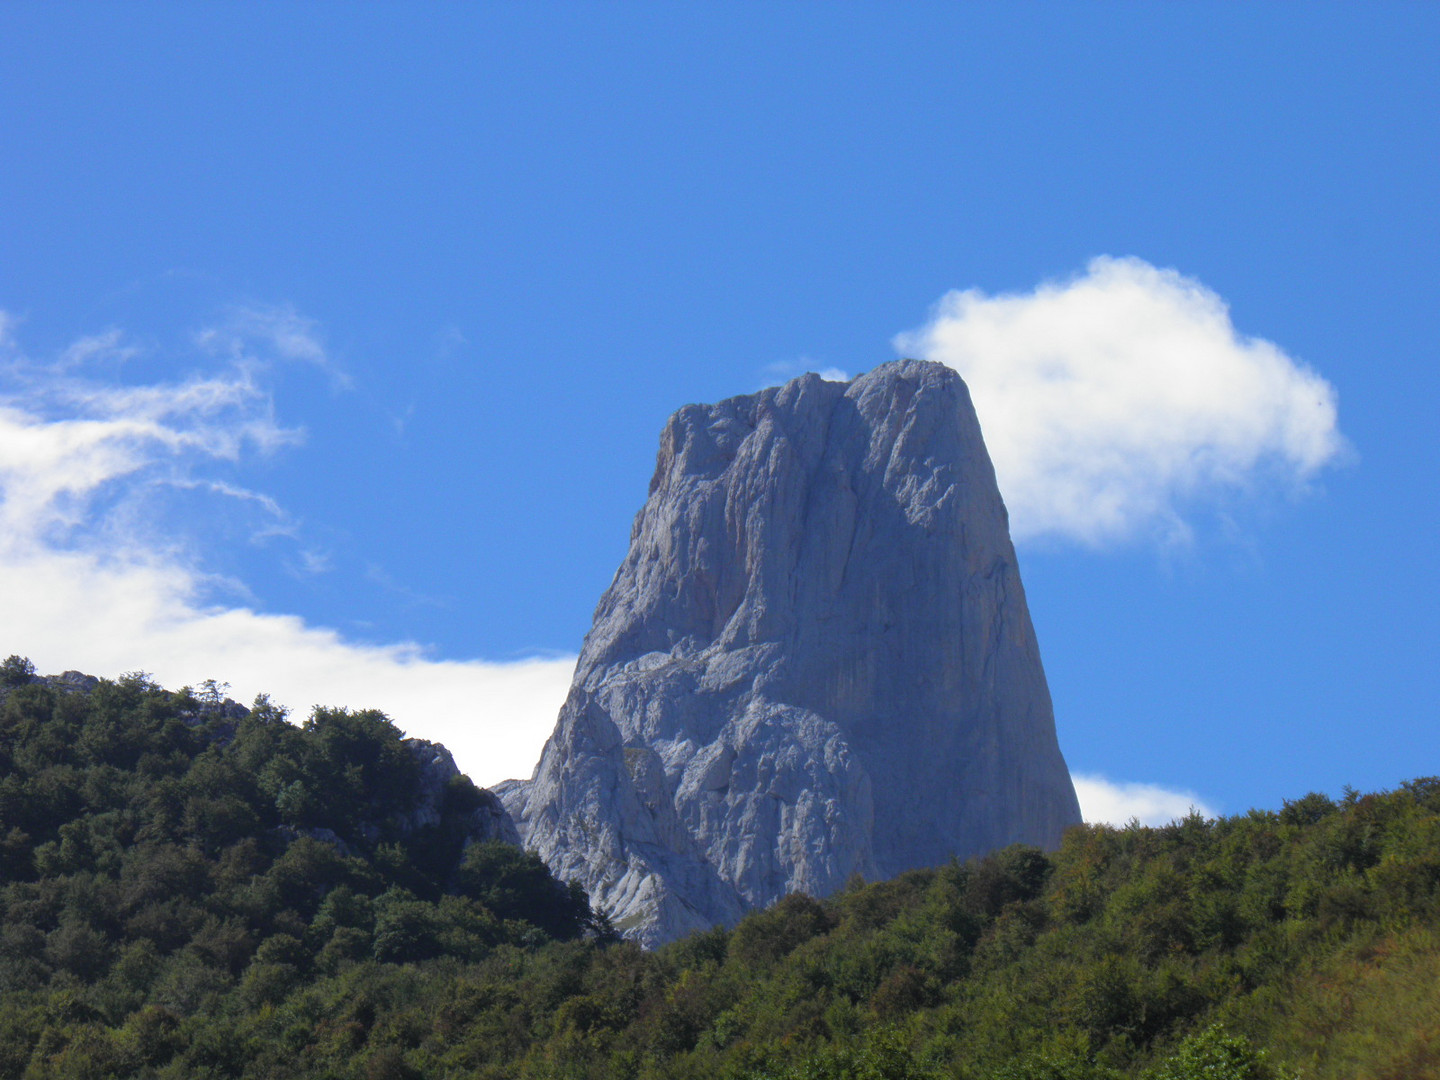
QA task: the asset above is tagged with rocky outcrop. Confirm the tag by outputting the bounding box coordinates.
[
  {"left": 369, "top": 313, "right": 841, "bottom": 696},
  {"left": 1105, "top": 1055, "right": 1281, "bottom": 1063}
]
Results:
[
  {"left": 0, "top": 668, "right": 100, "bottom": 702},
  {"left": 404, "top": 738, "right": 521, "bottom": 846},
  {"left": 501, "top": 359, "right": 1082, "bottom": 946}
]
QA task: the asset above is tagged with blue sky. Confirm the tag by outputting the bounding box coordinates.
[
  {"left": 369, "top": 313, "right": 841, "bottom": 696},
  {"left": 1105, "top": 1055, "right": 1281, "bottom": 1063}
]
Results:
[{"left": 2, "top": 4, "right": 1436, "bottom": 825}]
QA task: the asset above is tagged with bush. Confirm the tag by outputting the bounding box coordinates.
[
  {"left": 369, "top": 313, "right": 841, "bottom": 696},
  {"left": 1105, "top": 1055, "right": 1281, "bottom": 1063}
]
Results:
[{"left": 1148, "top": 1025, "right": 1291, "bottom": 1080}]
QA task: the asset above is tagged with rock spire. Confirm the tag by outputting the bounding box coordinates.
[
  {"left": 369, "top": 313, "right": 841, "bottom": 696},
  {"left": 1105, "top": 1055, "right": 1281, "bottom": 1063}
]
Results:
[{"left": 498, "top": 359, "right": 1081, "bottom": 945}]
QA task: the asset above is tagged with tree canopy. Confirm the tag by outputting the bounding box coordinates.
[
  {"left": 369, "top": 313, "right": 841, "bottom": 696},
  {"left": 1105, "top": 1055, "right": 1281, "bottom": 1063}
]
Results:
[{"left": 1, "top": 659, "right": 1437, "bottom": 1079}]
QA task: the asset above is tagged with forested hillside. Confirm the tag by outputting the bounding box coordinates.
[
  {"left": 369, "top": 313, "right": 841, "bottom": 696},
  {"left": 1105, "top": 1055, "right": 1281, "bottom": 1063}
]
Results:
[{"left": 1, "top": 658, "right": 1436, "bottom": 1079}]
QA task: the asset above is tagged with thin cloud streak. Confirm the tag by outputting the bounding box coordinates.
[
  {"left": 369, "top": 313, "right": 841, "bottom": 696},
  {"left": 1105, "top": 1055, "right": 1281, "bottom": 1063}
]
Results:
[
  {"left": 759, "top": 359, "right": 852, "bottom": 389},
  {"left": 896, "top": 256, "right": 1345, "bottom": 546},
  {"left": 196, "top": 303, "right": 354, "bottom": 390}
]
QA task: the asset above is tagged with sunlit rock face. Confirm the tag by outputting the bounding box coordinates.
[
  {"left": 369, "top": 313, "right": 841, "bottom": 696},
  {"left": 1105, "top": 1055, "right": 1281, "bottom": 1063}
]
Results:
[{"left": 498, "top": 359, "right": 1081, "bottom": 946}]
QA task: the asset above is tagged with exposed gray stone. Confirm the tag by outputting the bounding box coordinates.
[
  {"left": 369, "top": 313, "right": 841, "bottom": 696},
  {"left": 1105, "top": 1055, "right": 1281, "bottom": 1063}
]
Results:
[
  {"left": 404, "top": 738, "right": 522, "bottom": 846},
  {"left": 50, "top": 670, "right": 101, "bottom": 694},
  {"left": 502, "top": 359, "right": 1082, "bottom": 946}
]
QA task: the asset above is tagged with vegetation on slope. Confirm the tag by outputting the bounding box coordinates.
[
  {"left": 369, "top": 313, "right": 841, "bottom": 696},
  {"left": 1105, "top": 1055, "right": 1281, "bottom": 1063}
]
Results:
[{"left": 0, "top": 656, "right": 1437, "bottom": 1079}]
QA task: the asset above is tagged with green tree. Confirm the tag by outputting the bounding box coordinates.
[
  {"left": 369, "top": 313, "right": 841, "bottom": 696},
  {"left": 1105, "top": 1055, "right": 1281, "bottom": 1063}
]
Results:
[
  {"left": 1147, "top": 1025, "right": 1292, "bottom": 1080},
  {"left": 456, "top": 840, "right": 592, "bottom": 941},
  {"left": 0, "top": 655, "right": 35, "bottom": 688}
]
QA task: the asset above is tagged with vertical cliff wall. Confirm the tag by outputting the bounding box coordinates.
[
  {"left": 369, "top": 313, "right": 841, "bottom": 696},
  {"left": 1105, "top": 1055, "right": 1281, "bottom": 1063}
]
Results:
[{"left": 499, "top": 359, "right": 1081, "bottom": 945}]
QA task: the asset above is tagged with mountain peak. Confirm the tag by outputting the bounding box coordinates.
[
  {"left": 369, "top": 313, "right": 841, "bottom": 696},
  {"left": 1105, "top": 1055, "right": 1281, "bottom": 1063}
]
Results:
[{"left": 501, "top": 363, "right": 1080, "bottom": 945}]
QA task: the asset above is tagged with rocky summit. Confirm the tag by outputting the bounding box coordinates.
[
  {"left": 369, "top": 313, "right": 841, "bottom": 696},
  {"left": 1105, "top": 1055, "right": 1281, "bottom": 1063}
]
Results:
[{"left": 498, "top": 359, "right": 1081, "bottom": 946}]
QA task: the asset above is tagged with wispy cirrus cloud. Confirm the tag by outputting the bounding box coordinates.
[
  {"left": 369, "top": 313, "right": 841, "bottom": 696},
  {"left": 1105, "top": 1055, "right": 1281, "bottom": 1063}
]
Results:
[
  {"left": 195, "top": 303, "right": 353, "bottom": 390},
  {"left": 896, "top": 256, "right": 1345, "bottom": 546},
  {"left": 57, "top": 329, "right": 143, "bottom": 371},
  {"left": 0, "top": 373, "right": 295, "bottom": 542},
  {"left": 0, "top": 309, "right": 571, "bottom": 787}
]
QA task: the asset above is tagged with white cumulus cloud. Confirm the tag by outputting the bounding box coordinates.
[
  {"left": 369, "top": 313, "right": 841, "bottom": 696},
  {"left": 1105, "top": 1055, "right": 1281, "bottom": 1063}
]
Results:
[
  {"left": 895, "top": 256, "right": 1344, "bottom": 545},
  {"left": 1072, "top": 774, "right": 1218, "bottom": 827},
  {"left": 0, "top": 312, "right": 571, "bottom": 788}
]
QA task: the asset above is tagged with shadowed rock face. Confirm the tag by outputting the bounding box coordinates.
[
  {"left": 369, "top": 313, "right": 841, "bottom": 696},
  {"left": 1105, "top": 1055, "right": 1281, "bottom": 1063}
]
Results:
[{"left": 499, "top": 359, "right": 1081, "bottom": 945}]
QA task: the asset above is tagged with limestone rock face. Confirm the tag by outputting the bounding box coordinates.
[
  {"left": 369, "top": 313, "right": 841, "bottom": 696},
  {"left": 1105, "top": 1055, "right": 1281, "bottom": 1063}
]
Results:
[{"left": 501, "top": 360, "right": 1081, "bottom": 945}]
